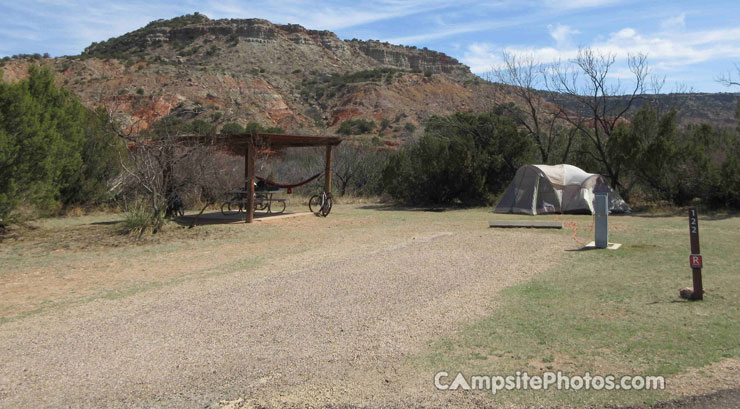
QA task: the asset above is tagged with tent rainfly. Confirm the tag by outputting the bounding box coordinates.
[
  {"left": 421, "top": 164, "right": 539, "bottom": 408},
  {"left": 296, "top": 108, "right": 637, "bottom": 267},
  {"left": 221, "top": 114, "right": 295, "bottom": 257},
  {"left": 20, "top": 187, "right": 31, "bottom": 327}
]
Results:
[{"left": 493, "top": 164, "right": 630, "bottom": 215}]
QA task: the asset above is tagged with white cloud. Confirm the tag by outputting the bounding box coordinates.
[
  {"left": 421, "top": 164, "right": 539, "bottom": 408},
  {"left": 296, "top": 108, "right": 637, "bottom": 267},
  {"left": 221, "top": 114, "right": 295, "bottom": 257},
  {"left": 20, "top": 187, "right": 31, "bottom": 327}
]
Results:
[
  {"left": 548, "top": 23, "right": 580, "bottom": 48},
  {"left": 612, "top": 28, "right": 637, "bottom": 39},
  {"left": 386, "top": 9, "right": 552, "bottom": 45},
  {"left": 660, "top": 13, "right": 686, "bottom": 31},
  {"left": 462, "top": 25, "right": 740, "bottom": 77},
  {"left": 597, "top": 27, "right": 740, "bottom": 68},
  {"left": 542, "top": 0, "right": 623, "bottom": 9},
  {"left": 380, "top": 0, "right": 631, "bottom": 46},
  {"left": 386, "top": 22, "right": 495, "bottom": 45},
  {"left": 463, "top": 43, "right": 503, "bottom": 73}
]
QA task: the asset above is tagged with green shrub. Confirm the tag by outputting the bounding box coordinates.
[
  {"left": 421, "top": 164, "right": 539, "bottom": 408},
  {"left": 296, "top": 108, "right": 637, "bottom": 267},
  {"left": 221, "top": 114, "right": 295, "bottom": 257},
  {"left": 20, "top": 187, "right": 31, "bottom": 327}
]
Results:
[
  {"left": 264, "top": 126, "right": 285, "bottom": 134},
  {"left": 206, "top": 45, "right": 219, "bottom": 56},
  {"left": 609, "top": 106, "right": 739, "bottom": 208},
  {"left": 187, "top": 119, "right": 215, "bottom": 135},
  {"left": 245, "top": 122, "right": 263, "bottom": 134},
  {"left": 0, "top": 66, "right": 122, "bottom": 223},
  {"left": 179, "top": 46, "right": 201, "bottom": 57},
  {"left": 706, "top": 133, "right": 740, "bottom": 209},
  {"left": 228, "top": 33, "right": 239, "bottom": 46},
  {"left": 221, "top": 122, "right": 245, "bottom": 134},
  {"left": 338, "top": 119, "right": 376, "bottom": 135},
  {"left": 300, "top": 68, "right": 406, "bottom": 100},
  {"left": 382, "top": 112, "right": 533, "bottom": 205}
]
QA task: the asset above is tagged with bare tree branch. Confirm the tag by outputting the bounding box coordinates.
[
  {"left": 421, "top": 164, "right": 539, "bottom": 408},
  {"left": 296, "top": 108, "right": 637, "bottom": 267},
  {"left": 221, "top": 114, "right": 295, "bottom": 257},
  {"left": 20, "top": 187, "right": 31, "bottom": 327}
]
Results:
[
  {"left": 489, "top": 52, "right": 576, "bottom": 163},
  {"left": 717, "top": 63, "right": 740, "bottom": 88},
  {"left": 544, "top": 47, "right": 650, "bottom": 190}
]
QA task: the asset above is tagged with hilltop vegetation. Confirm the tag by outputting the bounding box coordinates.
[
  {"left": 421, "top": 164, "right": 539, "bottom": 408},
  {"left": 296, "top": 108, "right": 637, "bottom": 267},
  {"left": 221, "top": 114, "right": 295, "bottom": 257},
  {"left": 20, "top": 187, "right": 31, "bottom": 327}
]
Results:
[
  {"left": 543, "top": 90, "right": 740, "bottom": 129},
  {"left": 82, "top": 13, "right": 212, "bottom": 59}
]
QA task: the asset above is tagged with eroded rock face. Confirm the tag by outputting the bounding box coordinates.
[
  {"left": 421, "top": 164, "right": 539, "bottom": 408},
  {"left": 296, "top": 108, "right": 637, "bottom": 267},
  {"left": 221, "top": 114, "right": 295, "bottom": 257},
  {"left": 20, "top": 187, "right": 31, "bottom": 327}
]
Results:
[
  {"left": 83, "top": 17, "right": 472, "bottom": 77},
  {"left": 351, "top": 40, "right": 467, "bottom": 76},
  {"left": 130, "top": 97, "right": 174, "bottom": 134}
]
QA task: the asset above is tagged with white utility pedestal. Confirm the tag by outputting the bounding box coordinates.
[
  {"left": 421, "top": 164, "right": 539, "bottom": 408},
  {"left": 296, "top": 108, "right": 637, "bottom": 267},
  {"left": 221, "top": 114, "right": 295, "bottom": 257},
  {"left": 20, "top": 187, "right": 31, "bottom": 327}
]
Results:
[{"left": 593, "top": 185, "right": 610, "bottom": 249}]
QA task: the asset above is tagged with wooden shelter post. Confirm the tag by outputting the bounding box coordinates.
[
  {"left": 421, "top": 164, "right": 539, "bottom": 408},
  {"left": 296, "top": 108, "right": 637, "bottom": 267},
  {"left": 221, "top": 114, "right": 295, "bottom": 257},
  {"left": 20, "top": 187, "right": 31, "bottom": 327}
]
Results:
[
  {"left": 245, "top": 141, "right": 255, "bottom": 223},
  {"left": 324, "top": 145, "right": 333, "bottom": 194}
]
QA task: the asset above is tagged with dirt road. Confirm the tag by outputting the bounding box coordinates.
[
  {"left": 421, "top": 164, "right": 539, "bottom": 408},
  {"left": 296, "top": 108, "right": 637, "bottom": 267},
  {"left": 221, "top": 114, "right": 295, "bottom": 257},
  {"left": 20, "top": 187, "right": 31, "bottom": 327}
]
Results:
[{"left": 0, "top": 206, "right": 565, "bottom": 408}]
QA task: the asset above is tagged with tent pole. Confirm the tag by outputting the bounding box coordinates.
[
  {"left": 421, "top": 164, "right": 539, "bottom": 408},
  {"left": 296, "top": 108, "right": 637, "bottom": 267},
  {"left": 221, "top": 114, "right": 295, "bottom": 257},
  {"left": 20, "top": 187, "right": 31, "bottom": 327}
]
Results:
[{"left": 532, "top": 173, "right": 540, "bottom": 215}]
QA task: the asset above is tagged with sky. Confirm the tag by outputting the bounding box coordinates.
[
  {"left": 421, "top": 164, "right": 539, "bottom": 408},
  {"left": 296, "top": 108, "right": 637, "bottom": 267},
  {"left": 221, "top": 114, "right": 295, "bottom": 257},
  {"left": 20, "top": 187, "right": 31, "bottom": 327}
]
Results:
[{"left": 1, "top": 0, "right": 739, "bottom": 92}]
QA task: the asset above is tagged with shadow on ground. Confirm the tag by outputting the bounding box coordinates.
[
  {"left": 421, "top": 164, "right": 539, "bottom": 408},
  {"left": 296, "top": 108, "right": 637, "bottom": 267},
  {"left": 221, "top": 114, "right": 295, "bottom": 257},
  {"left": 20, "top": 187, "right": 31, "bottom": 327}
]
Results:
[{"left": 174, "top": 211, "right": 314, "bottom": 226}]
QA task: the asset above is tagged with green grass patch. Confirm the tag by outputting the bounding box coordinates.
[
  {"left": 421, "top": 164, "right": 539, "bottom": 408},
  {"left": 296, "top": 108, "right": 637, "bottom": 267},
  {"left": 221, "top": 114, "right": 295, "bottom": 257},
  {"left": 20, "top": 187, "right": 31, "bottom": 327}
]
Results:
[{"left": 416, "top": 213, "right": 740, "bottom": 407}]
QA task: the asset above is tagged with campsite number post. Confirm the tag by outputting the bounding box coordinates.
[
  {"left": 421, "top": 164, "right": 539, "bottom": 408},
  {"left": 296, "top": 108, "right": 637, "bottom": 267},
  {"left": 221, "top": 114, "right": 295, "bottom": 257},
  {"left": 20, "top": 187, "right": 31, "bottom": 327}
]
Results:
[{"left": 687, "top": 208, "right": 703, "bottom": 300}]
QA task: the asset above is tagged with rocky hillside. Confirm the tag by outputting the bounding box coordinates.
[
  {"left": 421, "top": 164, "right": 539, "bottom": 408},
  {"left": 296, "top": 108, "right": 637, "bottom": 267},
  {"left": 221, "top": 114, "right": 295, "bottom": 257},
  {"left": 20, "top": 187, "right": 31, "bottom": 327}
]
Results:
[{"left": 0, "top": 13, "right": 497, "bottom": 143}]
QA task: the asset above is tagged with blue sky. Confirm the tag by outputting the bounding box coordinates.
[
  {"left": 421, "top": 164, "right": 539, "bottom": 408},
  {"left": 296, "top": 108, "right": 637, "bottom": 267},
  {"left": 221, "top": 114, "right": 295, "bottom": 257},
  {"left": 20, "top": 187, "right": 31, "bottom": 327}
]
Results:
[{"left": 2, "top": 0, "right": 739, "bottom": 92}]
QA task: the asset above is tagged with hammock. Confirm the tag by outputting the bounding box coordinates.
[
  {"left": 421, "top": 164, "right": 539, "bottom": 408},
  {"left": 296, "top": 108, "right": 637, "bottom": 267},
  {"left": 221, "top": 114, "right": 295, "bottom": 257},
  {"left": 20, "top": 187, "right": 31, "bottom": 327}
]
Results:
[{"left": 256, "top": 172, "right": 323, "bottom": 193}]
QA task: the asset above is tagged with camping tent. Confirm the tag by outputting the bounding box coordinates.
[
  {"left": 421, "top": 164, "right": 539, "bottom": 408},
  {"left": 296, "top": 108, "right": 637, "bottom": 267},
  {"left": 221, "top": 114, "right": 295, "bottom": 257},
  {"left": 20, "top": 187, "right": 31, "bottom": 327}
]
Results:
[{"left": 493, "top": 164, "right": 630, "bottom": 215}]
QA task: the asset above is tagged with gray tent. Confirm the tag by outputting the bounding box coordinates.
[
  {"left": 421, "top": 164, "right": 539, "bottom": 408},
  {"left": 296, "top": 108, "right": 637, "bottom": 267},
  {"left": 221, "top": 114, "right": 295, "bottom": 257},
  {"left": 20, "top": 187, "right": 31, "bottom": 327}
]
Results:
[{"left": 493, "top": 164, "right": 630, "bottom": 215}]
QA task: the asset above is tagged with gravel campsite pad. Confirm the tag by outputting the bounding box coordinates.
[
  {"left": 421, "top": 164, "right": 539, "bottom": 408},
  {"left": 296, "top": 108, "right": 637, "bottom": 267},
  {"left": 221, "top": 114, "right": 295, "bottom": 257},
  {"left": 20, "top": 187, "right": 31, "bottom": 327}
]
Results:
[{"left": 0, "top": 206, "right": 565, "bottom": 408}]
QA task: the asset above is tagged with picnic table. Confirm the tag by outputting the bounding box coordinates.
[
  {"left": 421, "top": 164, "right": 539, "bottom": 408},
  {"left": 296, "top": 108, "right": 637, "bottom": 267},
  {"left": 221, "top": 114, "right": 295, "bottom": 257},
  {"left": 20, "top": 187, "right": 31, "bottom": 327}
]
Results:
[{"left": 221, "top": 189, "right": 287, "bottom": 215}]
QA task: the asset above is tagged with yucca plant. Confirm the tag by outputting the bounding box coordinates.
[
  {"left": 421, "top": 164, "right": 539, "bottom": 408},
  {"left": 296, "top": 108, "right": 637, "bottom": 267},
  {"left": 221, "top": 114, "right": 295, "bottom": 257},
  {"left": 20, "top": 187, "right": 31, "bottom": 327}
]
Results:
[{"left": 122, "top": 200, "right": 165, "bottom": 239}]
